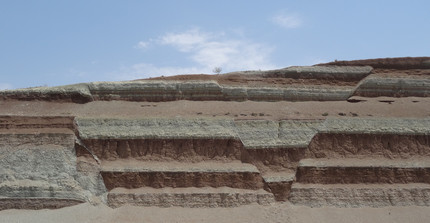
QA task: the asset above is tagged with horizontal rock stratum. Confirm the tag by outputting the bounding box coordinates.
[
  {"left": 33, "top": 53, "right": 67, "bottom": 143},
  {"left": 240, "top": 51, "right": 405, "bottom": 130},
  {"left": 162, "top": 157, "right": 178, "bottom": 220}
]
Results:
[{"left": 0, "top": 57, "right": 429, "bottom": 211}]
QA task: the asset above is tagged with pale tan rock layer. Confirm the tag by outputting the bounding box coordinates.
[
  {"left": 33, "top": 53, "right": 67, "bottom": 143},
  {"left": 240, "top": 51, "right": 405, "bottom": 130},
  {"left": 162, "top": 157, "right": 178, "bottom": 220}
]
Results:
[{"left": 2, "top": 58, "right": 429, "bottom": 103}]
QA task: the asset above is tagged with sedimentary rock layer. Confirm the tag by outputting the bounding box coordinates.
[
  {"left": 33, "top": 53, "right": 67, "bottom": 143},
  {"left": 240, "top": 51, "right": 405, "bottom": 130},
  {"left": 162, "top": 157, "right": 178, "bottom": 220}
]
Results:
[
  {"left": 0, "top": 115, "right": 429, "bottom": 208},
  {"left": 0, "top": 84, "right": 93, "bottom": 103},
  {"left": 0, "top": 198, "right": 84, "bottom": 211},
  {"left": 100, "top": 161, "right": 264, "bottom": 191},
  {"left": 319, "top": 118, "right": 430, "bottom": 134},
  {"left": 289, "top": 183, "right": 430, "bottom": 207},
  {"left": 0, "top": 132, "right": 91, "bottom": 206},
  {"left": 76, "top": 118, "right": 239, "bottom": 139},
  {"left": 296, "top": 158, "right": 430, "bottom": 184},
  {"left": 262, "top": 172, "right": 294, "bottom": 202},
  {"left": 0, "top": 80, "right": 356, "bottom": 103},
  {"left": 308, "top": 133, "right": 430, "bottom": 159},
  {"left": 82, "top": 138, "right": 243, "bottom": 161},
  {"left": 89, "top": 81, "right": 356, "bottom": 102},
  {"left": 0, "top": 117, "right": 107, "bottom": 208},
  {"left": 1, "top": 65, "right": 374, "bottom": 103},
  {"left": 257, "top": 66, "right": 373, "bottom": 81},
  {"left": 0, "top": 116, "right": 76, "bottom": 130},
  {"left": 107, "top": 187, "right": 275, "bottom": 208},
  {"left": 354, "top": 78, "right": 430, "bottom": 97},
  {"left": 235, "top": 119, "right": 323, "bottom": 149},
  {"left": 2, "top": 57, "right": 430, "bottom": 102},
  {"left": 1, "top": 57, "right": 430, "bottom": 211},
  {"left": 318, "top": 57, "right": 430, "bottom": 69}
]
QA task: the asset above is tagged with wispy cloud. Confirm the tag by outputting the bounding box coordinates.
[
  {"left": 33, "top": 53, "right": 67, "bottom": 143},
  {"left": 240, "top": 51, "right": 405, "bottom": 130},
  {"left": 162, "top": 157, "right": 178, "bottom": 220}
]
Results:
[
  {"left": 117, "top": 28, "right": 277, "bottom": 80},
  {"left": 0, "top": 83, "right": 13, "bottom": 90},
  {"left": 271, "top": 12, "right": 302, "bottom": 29},
  {"left": 160, "top": 29, "right": 275, "bottom": 70},
  {"left": 159, "top": 29, "right": 211, "bottom": 52},
  {"left": 135, "top": 41, "right": 150, "bottom": 49}
]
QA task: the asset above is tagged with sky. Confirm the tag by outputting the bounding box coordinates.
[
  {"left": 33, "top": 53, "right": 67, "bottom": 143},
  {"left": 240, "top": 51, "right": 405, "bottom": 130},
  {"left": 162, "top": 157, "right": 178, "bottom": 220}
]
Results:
[{"left": 1, "top": 0, "right": 429, "bottom": 89}]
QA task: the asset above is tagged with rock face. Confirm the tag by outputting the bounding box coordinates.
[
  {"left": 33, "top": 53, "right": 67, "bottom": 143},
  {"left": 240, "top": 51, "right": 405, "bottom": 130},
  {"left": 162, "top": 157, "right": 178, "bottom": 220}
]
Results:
[
  {"left": 318, "top": 57, "right": 430, "bottom": 69},
  {"left": 0, "top": 57, "right": 429, "bottom": 209},
  {"left": 0, "top": 117, "right": 91, "bottom": 210},
  {"left": 1, "top": 65, "right": 375, "bottom": 103},
  {"left": 355, "top": 78, "right": 430, "bottom": 97}
]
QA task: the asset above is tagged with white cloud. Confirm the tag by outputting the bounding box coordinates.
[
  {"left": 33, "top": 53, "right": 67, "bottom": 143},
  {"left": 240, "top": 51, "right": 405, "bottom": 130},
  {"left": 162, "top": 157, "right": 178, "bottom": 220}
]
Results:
[
  {"left": 271, "top": 12, "right": 302, "bottom": 29},
  {"left": 120, "top": 28, "right": 277, "bottom": 80},
  {"left": 136, "top": 41, "right": 150, "bottom": 49},
  {"left": 0, "top": 83, "right": 13, "bottom": 90},
  {"left": 159, "top": 29, "right": 211, "bottom": 52}
]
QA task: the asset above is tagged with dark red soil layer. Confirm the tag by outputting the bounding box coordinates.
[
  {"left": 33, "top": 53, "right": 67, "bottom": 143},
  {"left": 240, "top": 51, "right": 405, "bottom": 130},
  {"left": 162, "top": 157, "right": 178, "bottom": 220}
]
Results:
[
  {"left": 82, "top": 138, "right": 243, "bottom": 162},
  {"left": 81, "top": 138, "right": 309, "bottom": 173},
  {"left": 307, "top": 133, "right": 430, "bottom": 159},
  {"left": 101, "top": 172, "right": 264, "bottom": 191},
  {"left": 318, "top": 57, "right": 430, "bottom": 70},
  {"left": 242, "top": 147, "right": 306, "bottom": 171},
  {"left": 296, "top": 166, "right": 430, "bottom": 184},
  {"left": 0, "top": 116, "right": 75, "bottom": 130},
  {"left": 0, "top": 92, "right": 93, "bottom": 104},
  {"left": 371, "top": 69, "right": 430, "bottom": 78}
]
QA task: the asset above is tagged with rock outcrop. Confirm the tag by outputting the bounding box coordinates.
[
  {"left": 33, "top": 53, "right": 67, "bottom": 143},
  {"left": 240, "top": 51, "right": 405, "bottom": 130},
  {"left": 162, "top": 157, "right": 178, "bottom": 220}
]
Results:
[{"left": 0, "top": 57, "right": 429, "bottom": 209}]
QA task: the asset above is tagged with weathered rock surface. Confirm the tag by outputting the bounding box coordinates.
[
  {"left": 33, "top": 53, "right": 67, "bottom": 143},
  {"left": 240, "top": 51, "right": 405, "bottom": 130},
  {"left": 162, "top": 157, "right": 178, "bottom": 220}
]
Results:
[
  {"left": 0, "top": 57, "right": 429, "bottom": 210},
  {"left": 0, "top": 83, "right": 93, "bottom": 103},
  {"left": 235, "top": 119, "right": 323, "bottom": 149},
  {"left": 289, "top": 183, "right": 430, "bottom": 207},
  {"left": 107, "top": 187, "right": 275, "bottom": 208},
  {"left": 296, "top": 158, "right": 430, "bottom": 184},
  {"left": 318, "top": 57, "right": 430, "bottom": 69},
  {"left": 256, "top": 65, "right": 373, "bottom": 81},
  {"left": 1, "top": 65, "right": 374, "bottom": 102},
  {"left": 354, "top": 77, "right": 430, "bottom": 97},
  {"left": 76, "top": 117, "right": 239, "bottom": 139},
  {"left": 3, "top": 58, "right": 429, "bottom": 101},
  {"left": 0, "top": 131, "right": 88, "bottom": 209},
  {"left": 1, "top": 114, "right": 429, "bottom": 209}
]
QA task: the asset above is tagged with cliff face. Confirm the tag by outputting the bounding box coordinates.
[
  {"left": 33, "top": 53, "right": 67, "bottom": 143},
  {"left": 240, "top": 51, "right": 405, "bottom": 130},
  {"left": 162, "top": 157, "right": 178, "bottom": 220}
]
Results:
[{"left": 0, "top": 57, "right": 429, "bottom": 210}]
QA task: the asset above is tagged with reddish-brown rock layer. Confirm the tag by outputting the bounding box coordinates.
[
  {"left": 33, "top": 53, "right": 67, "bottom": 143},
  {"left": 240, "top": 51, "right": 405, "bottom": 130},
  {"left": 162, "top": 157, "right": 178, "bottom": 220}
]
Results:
[
  {"left": 0, "top": 198, "right": 84, "bottom": 211},
  {"left": 82, "top": 138, "right": 243, "bottom": 162},
  {"left": 318, "top": 57, "right": 430, "bottom": 70},
  {"left": 296, "top": 165, "right": 430, "bottom": 184},
  {"left": 101, "top": 172, "right": 264, "bottom": 191},
  {"left": 307, "top": 133, "right": 430, "bottom": 159},
  {"left": 0, "top": 116, "right": 75, "bottom": 130}
]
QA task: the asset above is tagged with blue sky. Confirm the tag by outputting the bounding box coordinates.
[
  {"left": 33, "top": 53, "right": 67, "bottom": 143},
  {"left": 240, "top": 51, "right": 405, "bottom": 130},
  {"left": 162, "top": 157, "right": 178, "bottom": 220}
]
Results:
[{"left": 1, "top": 0, "right": 429, "bottom": 89}]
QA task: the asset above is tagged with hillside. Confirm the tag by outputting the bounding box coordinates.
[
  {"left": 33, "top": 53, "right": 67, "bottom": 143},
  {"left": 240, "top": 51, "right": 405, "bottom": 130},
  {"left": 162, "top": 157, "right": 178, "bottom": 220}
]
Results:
[{"left": 0, "top": 57, "right": 429, "bottom": 222}]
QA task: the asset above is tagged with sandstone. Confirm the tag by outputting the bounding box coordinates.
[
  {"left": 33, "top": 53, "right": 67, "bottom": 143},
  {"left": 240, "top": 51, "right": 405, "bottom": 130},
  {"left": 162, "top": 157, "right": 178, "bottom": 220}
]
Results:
[
  {"left": 318, "top": 56, "right": 430, "bottom": 69},
  {"left": 107, "top": 187, "right": 275, "bottom": 208},
  {"left": 289, "top": 183, "right": 430, "bottom": 207},
  {"left": 296, "top": 158, "right": 430, "bottom": 184},
  {"left": 100, "top": 161, "right": 263, "bottom": 191},
  {"left": 260, "top": 65, "right": 373, "bottom": 80},
  {"left": 235, "top": 119, "right": 322, "bottom": 149},
  {"left": 354, "top": 77, "right": 430, "bottom": 97},
  {"left": 0, "top": 83, "right": 93, "bottom": 103},
  {"left": 1, "top": 57, "right": 430, "bottom": 212},
  {"left": 76, "top": 117, "right": 239, "bottom": 140}
]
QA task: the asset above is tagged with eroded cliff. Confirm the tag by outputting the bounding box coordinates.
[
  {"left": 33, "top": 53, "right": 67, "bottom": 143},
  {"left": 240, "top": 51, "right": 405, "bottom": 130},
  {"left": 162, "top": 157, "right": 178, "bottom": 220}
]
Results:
[{"left": 0, "top": 57, "right": 429, "bottom": 209}]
